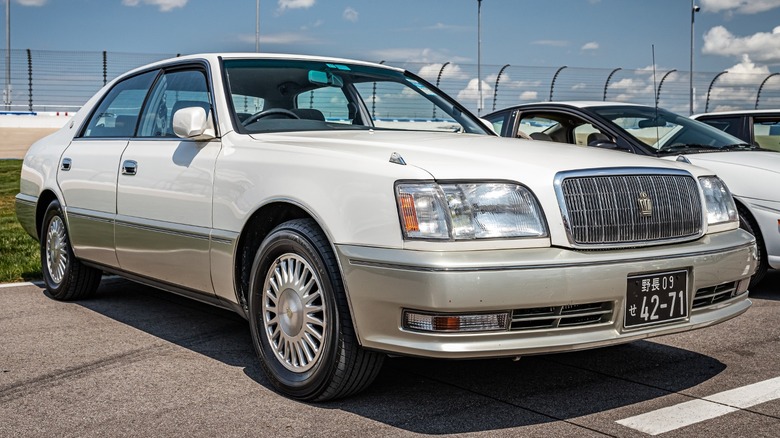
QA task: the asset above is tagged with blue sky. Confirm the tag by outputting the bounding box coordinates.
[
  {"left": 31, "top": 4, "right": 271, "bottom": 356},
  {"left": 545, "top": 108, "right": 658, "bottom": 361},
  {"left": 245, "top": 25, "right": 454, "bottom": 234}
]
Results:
[{"left": 7, "top": 0, "right": 780, "bottom": 75}]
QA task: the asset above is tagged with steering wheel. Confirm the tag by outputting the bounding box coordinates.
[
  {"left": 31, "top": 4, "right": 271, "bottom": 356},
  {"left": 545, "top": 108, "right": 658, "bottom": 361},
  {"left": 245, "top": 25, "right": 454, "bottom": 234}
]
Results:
[{"left": 242, "top": 108, "right": 300, "bottom": 125}]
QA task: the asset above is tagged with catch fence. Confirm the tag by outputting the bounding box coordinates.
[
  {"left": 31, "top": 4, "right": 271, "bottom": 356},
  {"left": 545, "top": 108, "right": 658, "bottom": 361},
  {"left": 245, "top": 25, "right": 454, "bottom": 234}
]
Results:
[{"left": 1, "top": 49, "right": 779, "bottom": 116}]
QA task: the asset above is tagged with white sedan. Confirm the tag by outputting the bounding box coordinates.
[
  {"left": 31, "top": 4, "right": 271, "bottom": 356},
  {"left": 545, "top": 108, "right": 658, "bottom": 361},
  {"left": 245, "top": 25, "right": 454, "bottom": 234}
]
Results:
[{"left": 17, "top": 54, "right": 757, "bottom": 400}]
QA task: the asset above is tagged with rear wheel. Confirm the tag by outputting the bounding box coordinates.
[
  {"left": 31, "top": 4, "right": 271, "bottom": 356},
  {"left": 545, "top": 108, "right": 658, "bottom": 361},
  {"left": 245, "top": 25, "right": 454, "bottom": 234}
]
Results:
[
  {"left": 40, "top": 200, "right": 102, "bottom": 300},
  {"left": 738, "top": 206, "right": 767, "bottom": 288},
  {"left": 248, "top": 219, "right": 384, "bottom": 401}
]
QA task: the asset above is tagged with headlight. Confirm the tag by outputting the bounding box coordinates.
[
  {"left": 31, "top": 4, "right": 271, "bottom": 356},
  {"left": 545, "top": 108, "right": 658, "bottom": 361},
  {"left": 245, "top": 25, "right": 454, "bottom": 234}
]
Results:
[
  {"left": 396, "top": 182, "right": 547, "bottom": 240},
  {"left": 699, "top": 176, "right": 738, "bottom": 226}
]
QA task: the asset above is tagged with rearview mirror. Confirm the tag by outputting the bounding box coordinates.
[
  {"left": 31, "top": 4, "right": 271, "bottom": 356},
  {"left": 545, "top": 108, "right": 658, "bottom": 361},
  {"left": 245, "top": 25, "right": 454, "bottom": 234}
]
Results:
[
  {"left": 638, "top": 117, "right": 667, "bottom": 128},
  {"left": 308, "top": 70, "right": 344, "bottom": 87}
]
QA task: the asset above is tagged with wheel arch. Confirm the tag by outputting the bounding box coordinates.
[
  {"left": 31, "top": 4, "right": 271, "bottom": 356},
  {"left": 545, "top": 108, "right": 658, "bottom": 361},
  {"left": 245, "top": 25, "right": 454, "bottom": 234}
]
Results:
[
  {"left": 35, "top": 190, "right": 60, "bottom": 238},
  {"left": 233, "top": 201, "right": 342, "bottom": 315}
]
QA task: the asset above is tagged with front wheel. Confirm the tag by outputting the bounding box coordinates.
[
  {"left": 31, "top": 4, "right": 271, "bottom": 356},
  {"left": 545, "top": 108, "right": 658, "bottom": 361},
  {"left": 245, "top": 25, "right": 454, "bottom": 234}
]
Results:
[
  {"left": 40, "top": 200, "right": 102, "bottom": 300},
  {"left": 248, "top": 219, "right": 384, "bottom": 401}
]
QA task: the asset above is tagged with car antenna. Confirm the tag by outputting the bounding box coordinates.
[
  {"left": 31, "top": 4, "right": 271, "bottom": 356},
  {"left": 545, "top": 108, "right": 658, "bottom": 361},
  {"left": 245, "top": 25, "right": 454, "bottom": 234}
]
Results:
[{"left": 651, "top": 45, "right": 660, "bottom": 144}]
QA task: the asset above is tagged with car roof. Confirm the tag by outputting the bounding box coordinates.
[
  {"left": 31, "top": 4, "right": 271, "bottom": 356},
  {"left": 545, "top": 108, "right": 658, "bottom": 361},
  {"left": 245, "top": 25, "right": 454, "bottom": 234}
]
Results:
[
  {"left": 487, "top": 101, "right": 651, "bottom": 115},
  {"left": 504, "top": 101, "right": 649, "bottom": 109},
  {"left": 691, "top": 109, "right": 780, "bottom": 118},
  {"left": 117, "top": 52, "right": 405, "bottom": 79}
]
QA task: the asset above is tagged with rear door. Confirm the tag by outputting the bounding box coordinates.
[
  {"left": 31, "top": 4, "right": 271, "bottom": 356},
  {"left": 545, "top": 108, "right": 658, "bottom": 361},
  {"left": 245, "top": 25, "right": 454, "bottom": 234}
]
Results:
[{"left": 57, "top": 70, "right": 158, "bottom": 268}]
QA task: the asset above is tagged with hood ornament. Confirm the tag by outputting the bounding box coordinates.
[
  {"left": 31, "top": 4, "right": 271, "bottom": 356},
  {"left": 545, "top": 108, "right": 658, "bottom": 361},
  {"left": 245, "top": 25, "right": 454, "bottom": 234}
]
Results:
[
  {"left": 389, "top": 152, "right": 406, "bottom": 165},
  {"left": 637, "top": 191, "right": 653, "bottom": 217}
]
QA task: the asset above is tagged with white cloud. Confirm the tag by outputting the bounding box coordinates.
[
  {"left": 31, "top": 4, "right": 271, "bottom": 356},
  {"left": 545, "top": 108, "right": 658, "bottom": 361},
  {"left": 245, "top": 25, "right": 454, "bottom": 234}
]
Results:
[
  {"left": 531, "top": 40, "right": 569, "bottom": 47},
  {"left": 15, "top": 0, "right": 47, "bottom": 6},
  {"left": 581, "top": 42, "right": 599, "bottom": 51},
  {"left": 701, "top": 0, "right": 780, "bottom": 14},
  {"left": 572, "top": 83, "right": 587, "bottom": 90},
  {"left": 237, "top": 32, "right": 319, "bottom": 45},
  {"left": 343, "top": 7, "right": 358, "bottom": 22},
  {"left": 520, "top": 91, "right": 538, "bottom": 100},
  {"left": 278, "top": 0, "right": 315, "bottom": 11},
  {"left": 456, "top": 78, "right": 493, "bottom": 108},
  {"left": 416, "top": 63, "right": 470, "bottom": 81},
  {"left": 121, "top": 0, "right": 187, "bottom": 12},
  {"left": 370, "top": 48, "right": 468, "bottom": 64},
  {"left": 703, "top": 25, "right": 780, "bottom": 62}
]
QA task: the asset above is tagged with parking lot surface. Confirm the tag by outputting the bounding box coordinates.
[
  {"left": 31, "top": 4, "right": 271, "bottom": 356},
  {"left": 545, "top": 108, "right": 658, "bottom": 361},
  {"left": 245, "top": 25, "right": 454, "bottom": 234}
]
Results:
[{"left": 1, "top": 272, "right": 778, "bottom": 437}]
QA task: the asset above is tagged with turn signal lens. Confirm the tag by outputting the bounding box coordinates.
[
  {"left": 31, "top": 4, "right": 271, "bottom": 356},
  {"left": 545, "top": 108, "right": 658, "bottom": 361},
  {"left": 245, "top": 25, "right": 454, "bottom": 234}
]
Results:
[
  {"left": 398, "top": 193, "right": 419, "bottom": 233},
  {"left": 403, "top": 310, "right": 510, "bottom": 332}
]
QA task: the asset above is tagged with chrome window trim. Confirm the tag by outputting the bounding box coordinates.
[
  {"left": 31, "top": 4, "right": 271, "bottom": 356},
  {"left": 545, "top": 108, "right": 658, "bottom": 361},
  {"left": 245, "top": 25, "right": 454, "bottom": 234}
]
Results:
[{"left": 553, "top": 167, "right": 705, "bottom": 249}]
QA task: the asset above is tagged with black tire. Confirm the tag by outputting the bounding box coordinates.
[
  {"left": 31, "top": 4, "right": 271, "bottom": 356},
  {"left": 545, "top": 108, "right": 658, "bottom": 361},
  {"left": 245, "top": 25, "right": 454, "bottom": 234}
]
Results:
[
  {"left": 40, "top": 200, "right": 102, "bottom": 300},
  {"left": 738, "top": 205, "right": 767, "bottom": 289},
  {"left": 248, "top": 219, "right": 384, "bottom": 401}
]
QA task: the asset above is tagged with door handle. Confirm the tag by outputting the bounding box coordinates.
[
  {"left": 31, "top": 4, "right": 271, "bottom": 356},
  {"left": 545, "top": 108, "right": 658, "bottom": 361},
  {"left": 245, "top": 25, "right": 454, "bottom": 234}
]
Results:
[
  {"left": 60, "top": 157, "right": 72, "bottom": 171},
  {"left": 121, "top": 160, "right": 138, "bottom": 176}
]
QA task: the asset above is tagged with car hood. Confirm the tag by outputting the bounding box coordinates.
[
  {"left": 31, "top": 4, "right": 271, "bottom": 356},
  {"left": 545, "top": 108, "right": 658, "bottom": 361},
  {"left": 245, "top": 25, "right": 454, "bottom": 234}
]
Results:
[
  {"left": 249, "top": 130, "right": 697, "bottom": 183},
  {"left": 678, "top": 150, "right": 780, "bottom": 201}
]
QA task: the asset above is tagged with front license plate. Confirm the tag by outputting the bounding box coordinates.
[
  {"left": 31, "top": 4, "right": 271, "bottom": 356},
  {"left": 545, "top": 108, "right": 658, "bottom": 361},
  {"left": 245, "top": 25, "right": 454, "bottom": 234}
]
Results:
[{"left": 624, "top": 269, "right": 689, "bottom": 329}]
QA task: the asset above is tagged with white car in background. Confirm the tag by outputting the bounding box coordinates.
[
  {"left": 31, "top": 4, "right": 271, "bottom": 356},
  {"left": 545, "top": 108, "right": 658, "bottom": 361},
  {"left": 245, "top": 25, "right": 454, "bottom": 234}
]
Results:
[
  {"left": 486, "top": 101, "right": 779, "bottom": 287},
  {"left": 16, "top": 56, "right": 757, "bottom": 401}
]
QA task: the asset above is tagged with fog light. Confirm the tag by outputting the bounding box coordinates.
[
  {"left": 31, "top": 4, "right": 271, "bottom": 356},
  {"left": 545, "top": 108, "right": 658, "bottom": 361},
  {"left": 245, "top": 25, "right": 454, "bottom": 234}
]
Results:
[{"left": 403, "top": 310, "right": 510, "bottom": 332}]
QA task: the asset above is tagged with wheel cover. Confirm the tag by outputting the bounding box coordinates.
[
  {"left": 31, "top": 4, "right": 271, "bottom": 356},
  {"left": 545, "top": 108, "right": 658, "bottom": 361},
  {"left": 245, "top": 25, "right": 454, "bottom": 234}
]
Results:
[
  {"left": 262, "top": 253, "right": 327, "bottom": 373},
  {"left": 45, "top": 216, "right": 68, "bottom": 285}
]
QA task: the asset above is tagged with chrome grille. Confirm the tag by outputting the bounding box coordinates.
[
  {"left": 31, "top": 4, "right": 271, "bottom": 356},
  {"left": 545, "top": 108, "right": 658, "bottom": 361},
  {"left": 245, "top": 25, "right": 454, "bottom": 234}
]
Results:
[
  {"left": 510, "top": 302, "right": 613, "bottom": 331},
  {"left": 558, "top": 170, "right": 703, "bottom": 247}
]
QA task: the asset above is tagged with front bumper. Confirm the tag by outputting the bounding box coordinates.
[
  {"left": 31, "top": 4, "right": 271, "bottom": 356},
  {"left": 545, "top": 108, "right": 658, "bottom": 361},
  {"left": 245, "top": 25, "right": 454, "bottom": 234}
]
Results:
[{"left": 336, "top": 229, "right": 757, "bottom": 359}]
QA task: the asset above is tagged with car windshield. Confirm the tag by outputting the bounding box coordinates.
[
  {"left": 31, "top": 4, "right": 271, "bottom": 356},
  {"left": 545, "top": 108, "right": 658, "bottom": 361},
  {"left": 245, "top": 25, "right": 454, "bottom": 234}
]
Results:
[
  {"left": 222, "top": 59, "right": 489, "bottom": 135},
  {"left": 589, "top": 105, "right": 751, "bottom": 155}
]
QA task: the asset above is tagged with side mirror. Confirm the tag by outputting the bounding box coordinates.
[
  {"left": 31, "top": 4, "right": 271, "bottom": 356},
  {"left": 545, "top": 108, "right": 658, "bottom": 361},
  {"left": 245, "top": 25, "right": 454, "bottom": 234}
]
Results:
[{"left": 172, "top": 106, "right": 216, "bottom": 141}]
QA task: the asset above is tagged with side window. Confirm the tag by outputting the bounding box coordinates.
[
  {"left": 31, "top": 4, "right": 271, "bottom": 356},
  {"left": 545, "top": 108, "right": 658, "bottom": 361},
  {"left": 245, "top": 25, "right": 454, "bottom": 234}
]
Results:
[
  {"left": 81, "top": 70, "right": 157, "bottom": 138},
  {"left": 232, "top": 95, "right": 265, "bottom": 123},
  {"left": 699, "top": 116, "right": 741, "bottom": 138},
  {"left": 752, "top": 117, "right": 780, "bottom": 151},
  {"left": 296, "top": 87, "right": 349, "bottom": 123},
  {"left": 353, "top": 81, "right": 465, "bottom": 132},
  {"left": 138, "top": 69, "right": 211, "bottom": 138},
  {"left": 573, "top": 123, "right": 611, "bottom": 146},
  {"left": 483, "top": 113, "right": 506, "bottom": 136},
  {"left": 518, "top": 115, "right": 561, "bottom": 142}
]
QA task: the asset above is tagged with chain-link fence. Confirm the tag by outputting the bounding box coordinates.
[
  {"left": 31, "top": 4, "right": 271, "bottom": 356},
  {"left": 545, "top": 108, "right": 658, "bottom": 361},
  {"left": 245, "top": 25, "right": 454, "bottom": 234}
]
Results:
[{"left": 1, "top": 49, "right": 779, "bottom": 116}]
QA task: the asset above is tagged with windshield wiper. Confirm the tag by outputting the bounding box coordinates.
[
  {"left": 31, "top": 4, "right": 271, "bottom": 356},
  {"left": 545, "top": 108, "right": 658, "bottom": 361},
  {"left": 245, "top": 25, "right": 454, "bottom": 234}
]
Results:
[
  {"left": 658, "top": 143, "right": 718, "bottom": 153},
  {"left": 721, "top": 143, "right": 758, "bottom": 150}
]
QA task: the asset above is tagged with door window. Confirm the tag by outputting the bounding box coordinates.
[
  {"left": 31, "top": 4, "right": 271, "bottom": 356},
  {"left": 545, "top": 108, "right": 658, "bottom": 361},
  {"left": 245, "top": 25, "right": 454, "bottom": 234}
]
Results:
[
  {"left": 138, "top": 69, "right": 211, "bottom": 138},
  {"left": 753, "top": 117, "right": 780, "bottom": 151},
  {"left": 81, "top": 70, "right": 157, "bottom": 138}
]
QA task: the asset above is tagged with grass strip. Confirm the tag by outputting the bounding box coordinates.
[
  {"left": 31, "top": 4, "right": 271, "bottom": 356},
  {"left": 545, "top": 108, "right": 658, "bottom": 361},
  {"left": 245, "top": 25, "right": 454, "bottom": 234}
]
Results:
[{"left": 0, "top": 159, "right": 41, "bottom": 282}]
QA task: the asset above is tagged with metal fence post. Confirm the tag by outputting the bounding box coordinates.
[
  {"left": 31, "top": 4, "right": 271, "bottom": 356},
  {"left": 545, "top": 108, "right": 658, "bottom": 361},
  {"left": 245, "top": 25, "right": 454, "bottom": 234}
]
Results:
[
  {"left": 755, "top": 73, "right": 779, "bottom": 110},
  {"left": 550, "top": 66, "right": 567, "bottom": 101},
  {"left": 433, "top": 62, "right": 450, "bottom": 118},
  {"left": 603, "top": 68, "right": 621, "bottom": 101},
  {"left": 492, "top": 64, "right": 510, "bottom": 111},
  {"left": 102, "top": 50, "right": 107, "bottom": 86},
  {"left": 26, "top": 48, "right": 32, "bottom": 112},
  {"left": 705, "top": 71, "right": 728, "bottom": 113},
  {"left": 655, "top": 70, "right": 677, "bottom": 107}
]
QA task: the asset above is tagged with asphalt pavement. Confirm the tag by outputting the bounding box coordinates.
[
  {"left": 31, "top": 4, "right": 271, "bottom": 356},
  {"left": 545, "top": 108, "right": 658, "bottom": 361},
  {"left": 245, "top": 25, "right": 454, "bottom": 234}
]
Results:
[{"left": 1, "top": 272, "right": 779, "bottom": 437}]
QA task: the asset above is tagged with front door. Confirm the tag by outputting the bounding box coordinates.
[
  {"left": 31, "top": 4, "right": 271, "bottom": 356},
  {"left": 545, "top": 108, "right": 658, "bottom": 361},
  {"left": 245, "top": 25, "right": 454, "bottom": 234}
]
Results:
[{"left": 114, "top": 67, "right": 220, "bottom": 294}]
